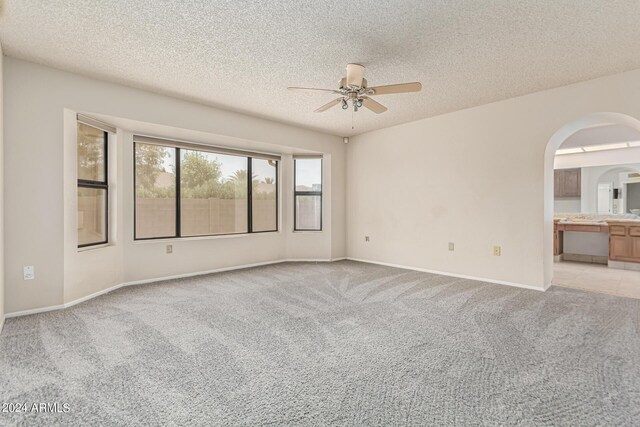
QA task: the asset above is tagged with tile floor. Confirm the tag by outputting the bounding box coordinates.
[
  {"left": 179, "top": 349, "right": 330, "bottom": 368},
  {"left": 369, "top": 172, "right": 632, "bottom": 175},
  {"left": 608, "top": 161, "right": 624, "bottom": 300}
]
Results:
[{"left": 552, "top": 261, "right": 640, "bottom": 298}]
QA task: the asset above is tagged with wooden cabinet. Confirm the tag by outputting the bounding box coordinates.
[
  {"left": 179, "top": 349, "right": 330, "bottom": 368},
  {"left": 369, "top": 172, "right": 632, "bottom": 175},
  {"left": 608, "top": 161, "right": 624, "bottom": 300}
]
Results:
[
  {"left": 610, "top": 235, "right": 629, "bottom": 260},
  {"left": 553, "top": 221, "right": 608, "bottom": 256},
  {"left": 632, "top": 238, "right": 640, "bottom": 259},
  {"left": 554, "top": 168, "right": 581, "bottom": 198},
  {"left": 553, "top": 222, "right": 563, "bottom": 256},
  {"left": 610, "top": 225, "right": 626, "bottom": 236},
  {"left": 608, "top": 222, "right": 640, "bottom": 262}
]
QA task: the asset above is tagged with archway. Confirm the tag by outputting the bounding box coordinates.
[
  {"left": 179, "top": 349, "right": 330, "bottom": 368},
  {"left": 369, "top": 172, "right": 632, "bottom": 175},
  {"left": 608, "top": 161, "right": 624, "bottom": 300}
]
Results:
[{"left": 543, "top": 112, "right": 640, "bottom": 287}]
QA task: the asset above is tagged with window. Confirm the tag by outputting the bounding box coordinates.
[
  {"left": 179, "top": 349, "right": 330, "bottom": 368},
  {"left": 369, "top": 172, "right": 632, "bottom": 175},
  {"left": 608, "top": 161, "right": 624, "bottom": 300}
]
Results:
[
  {"left": 135, "top": 144, "right": 177, "bottom": 239},
  {"left": 294, "top": 157, "right": 322, "bottom": 231},
  {"left": 180, "top": 150, "right": 248, "bottom": 236},
  {"left": 134, "top": 137, "right": 279, "bottom": 240},
  {"left": 77, "top": 122, "right": 108, "bottom": 247},
  {"left": 252, "top": 158, "right": 278, "bottom": 232}
]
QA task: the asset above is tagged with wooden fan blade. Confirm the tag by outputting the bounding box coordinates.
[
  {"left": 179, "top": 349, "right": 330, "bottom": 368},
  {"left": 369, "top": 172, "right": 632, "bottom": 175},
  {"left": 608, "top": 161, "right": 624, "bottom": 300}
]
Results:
[
  {"left": 362, "top": 97, "right": 387, "bottom": 114},
  {"left": 368, "top": 82, "right": 422, "bottom": 95},
  {"left": 288, "top": 87, "right": 342, "bottom": 94},
  {"left": 346, "top": 63, "right": 365, "bottom": 87},
  {"left": 314, "top": 98, "right": 343, "bottom": 113}
]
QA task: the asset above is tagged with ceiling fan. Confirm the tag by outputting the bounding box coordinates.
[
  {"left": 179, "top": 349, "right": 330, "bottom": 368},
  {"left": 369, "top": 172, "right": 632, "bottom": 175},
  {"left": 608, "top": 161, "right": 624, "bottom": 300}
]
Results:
[{"left": 288, "top": 63, "right": 422, "bottom": 114}]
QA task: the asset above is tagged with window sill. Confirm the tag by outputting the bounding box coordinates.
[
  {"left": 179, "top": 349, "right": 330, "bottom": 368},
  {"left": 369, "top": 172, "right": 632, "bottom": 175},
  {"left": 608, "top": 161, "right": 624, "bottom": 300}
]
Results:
[
  {"left": 77, "top": 242, "right": 112, "bottom": 252},
  {"left": 293, "top": 230, "right": 324, "bottom": 234},
  {"left": 133, "top": 230, "right": 280, "bottom": 244}
]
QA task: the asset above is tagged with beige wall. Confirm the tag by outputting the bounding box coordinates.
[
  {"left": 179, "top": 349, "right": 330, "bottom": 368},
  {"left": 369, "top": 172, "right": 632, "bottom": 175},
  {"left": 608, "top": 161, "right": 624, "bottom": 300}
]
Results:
[
  {"left": 0, "top": 47, "right": 4, "bottom": 329},
  {"left": 9, "top": 52, "right": 640, "bottom": 313},
  {"left": 347, "top": 68, "right": 640, "bottom": 289},
  {"left": 5, "top": 57, "right": 345, "bottom": 314}
]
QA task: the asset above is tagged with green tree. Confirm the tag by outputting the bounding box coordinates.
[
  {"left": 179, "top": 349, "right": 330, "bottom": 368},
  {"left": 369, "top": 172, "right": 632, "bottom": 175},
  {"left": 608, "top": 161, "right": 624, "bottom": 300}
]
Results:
[
  {"left": 180, "top": 151, "right": 222, "bottom": 192},
  {"left": 228, "top": 169, "right": 260, "bottom": 198},
  {"left": 135, "top": 144, "right": 173, "bottom": 197}
]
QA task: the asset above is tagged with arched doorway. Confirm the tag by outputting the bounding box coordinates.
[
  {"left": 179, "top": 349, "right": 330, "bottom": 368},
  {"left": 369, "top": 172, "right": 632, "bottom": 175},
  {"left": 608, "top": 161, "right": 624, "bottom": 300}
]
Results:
[{"left": 544, "top": 112, "right": 640, "bottom": 287}]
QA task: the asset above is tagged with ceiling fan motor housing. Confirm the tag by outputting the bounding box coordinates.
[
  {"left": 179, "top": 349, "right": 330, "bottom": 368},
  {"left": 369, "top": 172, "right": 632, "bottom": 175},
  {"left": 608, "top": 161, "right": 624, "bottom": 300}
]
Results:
[{"left": 340, "top": 77, "right": 367, "bottom": 90}]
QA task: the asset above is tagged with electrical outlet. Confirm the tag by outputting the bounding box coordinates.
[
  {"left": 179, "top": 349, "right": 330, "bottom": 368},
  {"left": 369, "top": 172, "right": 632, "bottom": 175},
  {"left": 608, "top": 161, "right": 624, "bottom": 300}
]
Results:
[
  {"left": 448, "top": 242, "right": 455, "bottom": 251},
  {"left": 493, "top": 246, "right": 501, "bottom": 256},
  {"left": 166, "top": 245, "right": 173, "bottom": 254},
  {"left": 23, "top": 266, "right": 35, "bottom": 280},
  {"left": 365, "top": 236, "right": 370, "bottom": 242}
]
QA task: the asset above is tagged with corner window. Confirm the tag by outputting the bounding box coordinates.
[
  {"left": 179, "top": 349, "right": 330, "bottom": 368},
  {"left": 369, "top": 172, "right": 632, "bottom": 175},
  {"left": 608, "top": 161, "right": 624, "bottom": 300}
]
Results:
[
  {"left": 134, "top": 137, "right": 279, "bottom": 240},
  {"left": 77, "top": 122, "right": 108, "bottom": 247},
  {"left": 294, "top": 157, "right": 322, "bottom": 231}
]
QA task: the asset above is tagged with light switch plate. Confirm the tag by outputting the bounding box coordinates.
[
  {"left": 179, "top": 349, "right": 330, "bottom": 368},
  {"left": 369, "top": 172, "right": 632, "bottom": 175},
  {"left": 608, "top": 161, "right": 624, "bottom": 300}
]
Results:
[
  {"left": 448, "top": 242, "right": 455, "bottom": 251},
  {"left": 23, "top": 266, "right": 35, "bottom": 280}
]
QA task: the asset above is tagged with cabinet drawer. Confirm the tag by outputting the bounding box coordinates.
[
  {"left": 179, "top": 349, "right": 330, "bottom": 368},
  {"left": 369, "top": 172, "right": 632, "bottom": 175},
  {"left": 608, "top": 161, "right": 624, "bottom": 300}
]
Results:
[
  {"left": 564, "top": 224, "right": 602, "bottom": 232},
  {"left": 610, "top": 225, "right": 627, "bottom": 236},
  {"left": 629, "top": 226, "right": 640, "bottom": 237}
]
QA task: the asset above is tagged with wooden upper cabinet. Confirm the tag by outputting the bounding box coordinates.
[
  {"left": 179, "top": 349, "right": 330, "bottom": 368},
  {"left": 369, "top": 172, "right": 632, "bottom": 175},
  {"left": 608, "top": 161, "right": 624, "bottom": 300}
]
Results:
[
  {"left": 554, "top": 168, "right": 581, "bottom": 198},
  {"left": 554, "top": 171, "right": 561, "bottom": 196}
]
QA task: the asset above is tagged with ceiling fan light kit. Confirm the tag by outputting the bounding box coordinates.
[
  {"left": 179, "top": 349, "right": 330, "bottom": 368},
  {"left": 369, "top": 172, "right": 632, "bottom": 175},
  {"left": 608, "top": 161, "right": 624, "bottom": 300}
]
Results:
[{"left": 288, "top": 63, "right": 422, "bottom": 114}]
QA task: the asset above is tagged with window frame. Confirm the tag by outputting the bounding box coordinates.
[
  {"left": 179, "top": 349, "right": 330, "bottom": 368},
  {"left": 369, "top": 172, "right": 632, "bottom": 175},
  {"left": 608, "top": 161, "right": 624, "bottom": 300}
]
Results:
[
  {"left": 293, "top": 157, "right": 323, "bottom": 232},
  {"left": 250, "top": 158, "right": 279, "bottom": 234},
  {"left": 133, "top": 143, "right": 179, "bottom": 241},
  {"left": 133, "top": 141, "right": 279, "bottom": 241},
  {"left": 77, "top": 124, "right": 109, "bottom": 248}
]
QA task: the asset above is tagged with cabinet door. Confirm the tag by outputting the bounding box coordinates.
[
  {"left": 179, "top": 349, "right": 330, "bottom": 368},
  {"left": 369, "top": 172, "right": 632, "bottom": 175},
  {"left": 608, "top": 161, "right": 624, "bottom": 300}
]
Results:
[
  {"left": 631, "top": 238, "right": 640, "bottom": 260},
  {"left": 562, "top": 169, "right": 581, "bottom": 197},
  {"left": 610, "top": 235, "right": 629, "bottom": 260},
  {"left": 554, "top": 170, "right": 562, "bottom": 197}
]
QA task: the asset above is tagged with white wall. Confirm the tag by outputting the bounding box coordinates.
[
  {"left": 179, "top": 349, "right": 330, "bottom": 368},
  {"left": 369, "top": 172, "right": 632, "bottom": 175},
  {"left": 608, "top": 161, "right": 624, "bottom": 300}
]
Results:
[
  {"left": 563, "top": 232, "right": 609, "bottom": 257},
  {"left": 554, "top": 198, "right": 581, "bottom": 213},
  {"left": 347, "top": 69, "right": 640, "bottom": 289},
  {"left": 5, "top": 57, "right": 345, "bottom": 314}
]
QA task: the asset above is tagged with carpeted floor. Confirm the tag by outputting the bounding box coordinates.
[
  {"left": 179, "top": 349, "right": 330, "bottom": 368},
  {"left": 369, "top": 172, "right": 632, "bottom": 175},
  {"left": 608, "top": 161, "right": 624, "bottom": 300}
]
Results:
[{"left": 1, "top": 260, "right": 640, "bottom": 426}]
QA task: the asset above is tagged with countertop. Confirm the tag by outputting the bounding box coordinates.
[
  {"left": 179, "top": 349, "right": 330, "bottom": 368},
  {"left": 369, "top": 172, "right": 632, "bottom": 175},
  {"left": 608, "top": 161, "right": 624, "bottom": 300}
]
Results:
[{"left": 554, "top": 213, "right": 640, "bottom": 225}]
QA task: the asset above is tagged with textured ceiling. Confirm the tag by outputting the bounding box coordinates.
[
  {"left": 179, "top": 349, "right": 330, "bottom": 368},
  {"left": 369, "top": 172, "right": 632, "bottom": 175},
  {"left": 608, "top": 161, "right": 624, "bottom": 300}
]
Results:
[
  {"left": 1, "top": 1, "right": 640, "bottom": 136},
  {"left": 562, "top": 125, "right": 640, "bottom": 148}
]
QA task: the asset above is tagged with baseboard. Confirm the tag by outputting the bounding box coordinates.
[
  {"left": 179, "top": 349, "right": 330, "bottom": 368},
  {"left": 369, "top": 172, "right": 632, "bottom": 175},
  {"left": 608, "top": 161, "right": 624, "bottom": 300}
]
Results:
[
  {"left": 121, "top": 259, "right": 290, "bottom": 287},
  {"left": 6, "top": 256, "right": 537, "bottom": 320},
  {"left": 5, "top": 303, "right": 66, "bottom": 318},
  {"left": 562, "top": 253, "right": 608, "bottom": 265},
  {"left": 608, "top": 260, "right": 640, "bottom": 271},
  {"left": 346, "top": 258, "right": 546, "bottom": 292},
  {"left": 5, "top": 258, "right": 340, "bottom": 319},
  {"left": 0, "top": 315, "right": 5, "bottom": 334}
]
